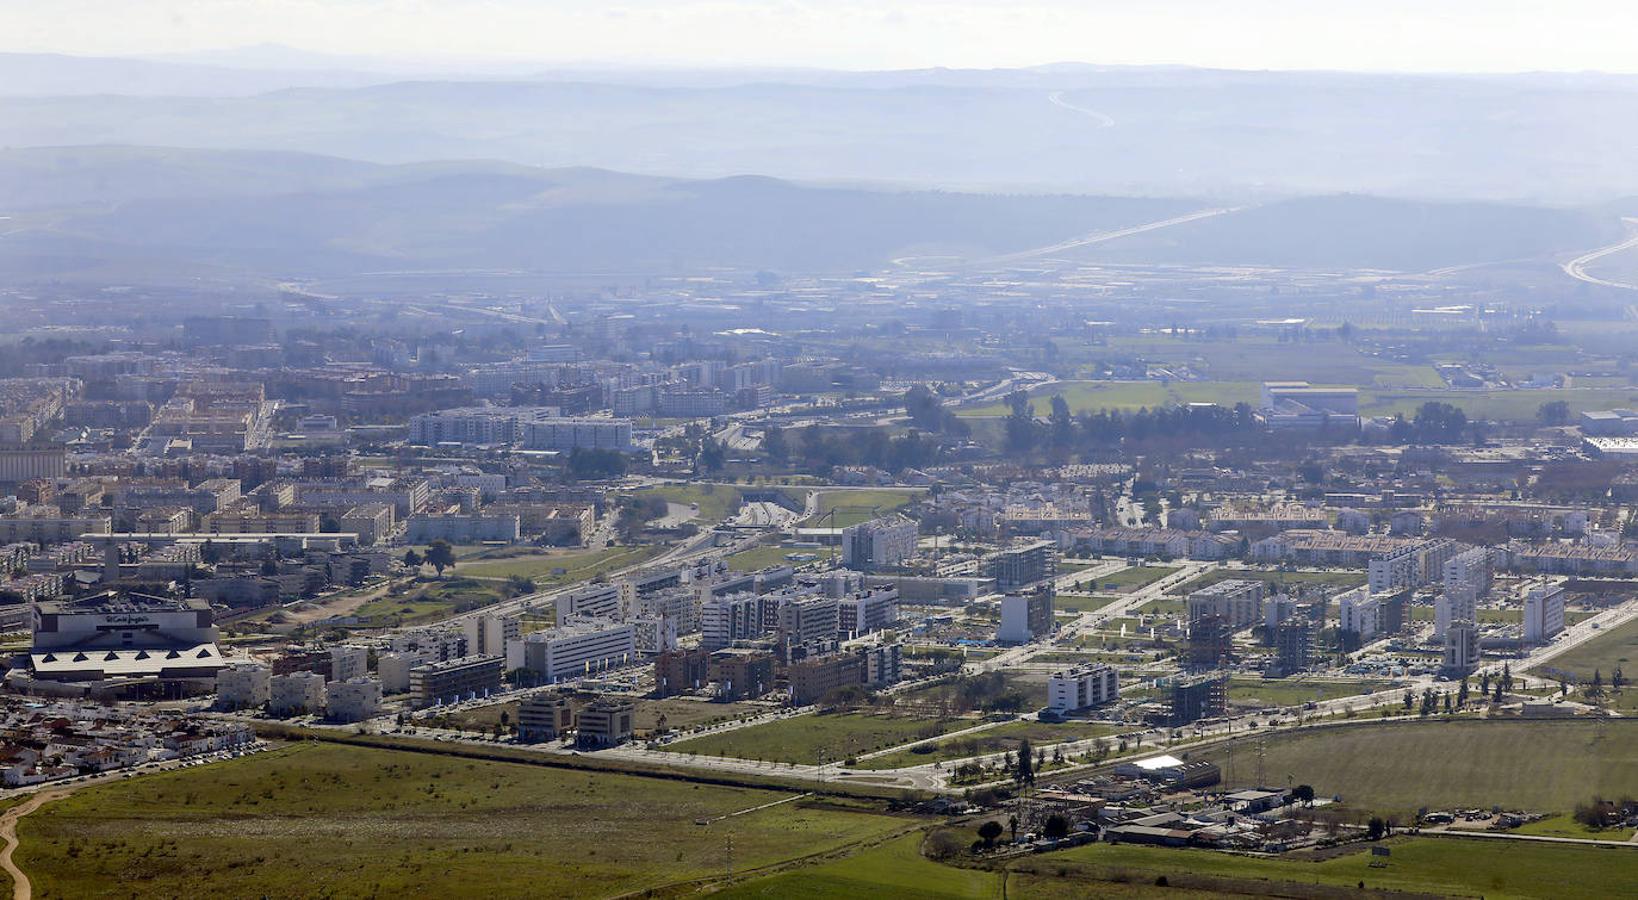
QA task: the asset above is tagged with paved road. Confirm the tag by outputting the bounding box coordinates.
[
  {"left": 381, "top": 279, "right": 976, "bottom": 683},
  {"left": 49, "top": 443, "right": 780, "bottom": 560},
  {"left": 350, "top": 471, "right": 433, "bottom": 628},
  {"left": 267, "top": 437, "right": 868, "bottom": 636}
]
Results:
[
  {"left": 983, "top": 207, "right": 1245, "bottom": 265},
  {"left": 1047, "top": 90, "right": 1115, "bottom": 127}
]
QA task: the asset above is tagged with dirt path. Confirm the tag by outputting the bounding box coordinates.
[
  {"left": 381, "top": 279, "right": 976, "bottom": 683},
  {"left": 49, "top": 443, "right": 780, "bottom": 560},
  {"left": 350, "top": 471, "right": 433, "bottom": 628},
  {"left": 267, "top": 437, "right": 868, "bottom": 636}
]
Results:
[{"left": 0, "top": 789, "right": 66, "bottom": 900}]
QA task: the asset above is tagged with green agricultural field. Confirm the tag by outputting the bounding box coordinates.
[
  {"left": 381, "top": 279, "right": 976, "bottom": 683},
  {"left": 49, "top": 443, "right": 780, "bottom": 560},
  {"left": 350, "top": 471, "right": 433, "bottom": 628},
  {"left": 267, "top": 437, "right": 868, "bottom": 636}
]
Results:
[
  {"left": 14, "top": 742, "right": 907, "bottom": 900},
  {"left": 717, "top": 832, "right": 1002, "bottom": 900},
  {"left": 1027, "top": 834, "right": 1638, "bottom": 900},
  {"left": 1169, "top": 568, "right": 1366, "bottom": 596},
  {"left": 1091, "top": 566, "right": 1179, "bottom": 593},
  {"left": 1225, "top": 677, "right": 1400, "bottom": 710},
  {"left": 457, "top": 544, "right": 663, "bottom": 583},
  {"left": 1360, "top": 386, "right": 1638, "bottom": 422},
  {"left": 1513, "top": 812, "right": 1637, "bottom": 842},
  {"left": 810, "top": 489, "right": 924, "bottom": 527},
  {"left": 667, "top": 711, "right": 967, "bottom": 765},
  {"left": 350, "top": 577, "right": 514, "bottom": 626},
  {"left": 854, "top": 720, "right": 1123, "bottom": 770},
  {"left": 1196, "top": 719, "right": 1638, "bottom": 818}
]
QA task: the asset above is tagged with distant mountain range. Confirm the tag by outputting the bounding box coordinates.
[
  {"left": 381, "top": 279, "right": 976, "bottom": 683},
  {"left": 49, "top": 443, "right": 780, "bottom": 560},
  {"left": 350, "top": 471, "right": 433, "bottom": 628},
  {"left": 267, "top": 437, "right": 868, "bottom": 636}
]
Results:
[
  {"left": 7, "top": 53, "right": 1638, "bottom": 202},
  {"left": 0, "top": 146, "right": 1618, "bottom": 283}
]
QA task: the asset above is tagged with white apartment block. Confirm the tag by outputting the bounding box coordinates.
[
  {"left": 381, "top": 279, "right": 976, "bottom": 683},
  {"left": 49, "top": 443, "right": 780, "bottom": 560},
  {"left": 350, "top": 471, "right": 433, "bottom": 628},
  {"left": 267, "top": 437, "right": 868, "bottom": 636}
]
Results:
[
  {"left": 507, "top": 621, "right": 636, "bottom": 683},
  {"left": 330, "top": 645, "right": 369, "bottom": 683},
  {"left": 1369, "top": 538, "right": 1464, "bottom": 595},
  {"left": 325, "top": 677, "right": 383, "bottom": 722},
  {"left": 841, "top": 515, "right": 918, "bottom": 570},
  {"left": 269, "top": 671, "right": 328, "bottom": 716},
  {"left": 215, "top": 662, "right": 271, "bottom": 710},
  {"left": 1186, "top": 579, "right": 1266, "bottom": 630},
  {"left": 521, "top": 417, "right": 633, "bottom": 452},
  {"left": 1442, "top": 546, "right": 1496, "bottom": 609},
  {"left": 838, "top": 587, "right": 899, "bottom": 638},
  {"left": 633, "top": 587, "right": 698, "bottom": 635},
  {"left": 700, "top": 593, "right": 767, "bottom": 651},
  {"left": 464, "top": 613, "right": 522, "bottom": 658},
  {"left": 1443, "top": 620, "right": 1480, "bottom": 674},
  {"left": 1434, "top": 589, "right": 1475, "bottom": 642},
  {"left": 1336, "top": 587, "right": 1382, "bottom": 641},
  {"left": 1047, "top": 664, "right": 1120, "bottom": 713},
  {"left": 1523, "top": 582, "right": 1566, "bottom": 644},
  {"left": 377, "top": 651, "right": 431, "bottom": 694}
]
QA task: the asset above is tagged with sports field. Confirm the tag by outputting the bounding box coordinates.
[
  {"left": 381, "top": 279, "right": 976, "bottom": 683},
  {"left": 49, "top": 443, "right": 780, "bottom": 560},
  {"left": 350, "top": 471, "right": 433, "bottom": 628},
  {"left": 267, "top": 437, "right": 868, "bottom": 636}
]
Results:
[
  {"left": 810, "top": 489, "right": 924, "bottom": 527},
  {"left": 14, "top": 742, "right": 905, "bottom": 899}
]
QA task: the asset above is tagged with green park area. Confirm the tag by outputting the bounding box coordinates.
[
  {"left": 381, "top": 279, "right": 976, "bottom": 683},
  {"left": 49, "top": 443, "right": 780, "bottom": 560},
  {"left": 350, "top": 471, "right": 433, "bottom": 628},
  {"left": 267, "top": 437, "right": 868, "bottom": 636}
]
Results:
[
  {"left": 1530, "top": 614, "right": 1638, "bottom": 713},
  {"left": 621, "top": 483, "right": 746, "bottom": 524},
  {"left": 1084, "top": 566, "right": 1177, "bottom": 593},
  {"left": 12, "top": 742, "right": 907, "bottom": 899},
  {"left": 1053, "top": 593, "right": 1121, "bottom": 614},
  {"left": 1196, "top": 719, "right": 1638, "bottom": 819},
  {"left": 667, "top": 710, "right": 967, "bottom": 765},
  {"left": 809, "top": 489, "right": 924, "bottom": 527},
  {"left": 1169, "top": 568, "right": 1366, "bottom": 596},
  {"left": 854, "top": 719, "right": 1123, "bottom": 771}
]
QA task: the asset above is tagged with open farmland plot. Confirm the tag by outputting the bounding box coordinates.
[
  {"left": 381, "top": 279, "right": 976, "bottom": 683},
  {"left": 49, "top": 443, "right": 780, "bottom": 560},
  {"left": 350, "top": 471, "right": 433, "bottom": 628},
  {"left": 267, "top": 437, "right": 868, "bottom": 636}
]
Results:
[
  {"left": 1194, "top": 719, "right": 1638, "bottom": 818},
  {"left": 14, "top": 742, "right": 906, "bottom": 899}
]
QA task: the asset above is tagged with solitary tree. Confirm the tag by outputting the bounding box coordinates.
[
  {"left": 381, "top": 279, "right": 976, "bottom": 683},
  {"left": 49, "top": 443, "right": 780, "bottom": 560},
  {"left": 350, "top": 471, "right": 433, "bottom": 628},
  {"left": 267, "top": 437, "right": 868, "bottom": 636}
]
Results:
[
  {"left": 424, "top": 540, "right": 456, "bottom": 577},
  {"left": 1015, "top": 739, "right": 1036, "bottom": 786},
  {"left": 1291, "top": 784, "right": 1316, "bottom": 806},
  {"left": 977, "top": 820, "right": 1003, "bottom": 849},
  {"left": 1367, "top": 817, "right": 1387, "bottom": 841},
  {"left": 402, "top": 549, "right": 423, "bottom": 571},
  {"left": 1043, "top": 814, "right": 1070, "bottom": 840}
]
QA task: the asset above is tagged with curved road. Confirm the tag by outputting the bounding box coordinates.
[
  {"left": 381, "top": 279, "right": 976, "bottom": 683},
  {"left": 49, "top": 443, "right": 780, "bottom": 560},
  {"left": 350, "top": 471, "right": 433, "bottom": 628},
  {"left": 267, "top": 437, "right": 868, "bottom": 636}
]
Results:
[
  {"left": 1047, "top": 90, "right": 1116, "bottom": 128},
  {"left": 0, "top": 789, "right": 65, "bottom": 899},
  {"left": 1562, "top": 217, "right": 1638, "bottom": 291}
]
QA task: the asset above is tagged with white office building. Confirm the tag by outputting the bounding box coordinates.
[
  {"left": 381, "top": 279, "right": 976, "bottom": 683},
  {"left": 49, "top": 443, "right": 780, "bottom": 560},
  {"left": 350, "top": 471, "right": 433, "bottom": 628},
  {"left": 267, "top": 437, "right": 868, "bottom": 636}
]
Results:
[
  {"left": 556, "top": 582, "right": 626, "bottom": 622},
  {"left": 507, "top": 621, "right": 636, "bottom": 683},
  {"left": 1047, "top": 664, "right": 1120, "bottom": 713},
  {"left": 1523, "top": 582, "right": 1566, "bottom": 645}
]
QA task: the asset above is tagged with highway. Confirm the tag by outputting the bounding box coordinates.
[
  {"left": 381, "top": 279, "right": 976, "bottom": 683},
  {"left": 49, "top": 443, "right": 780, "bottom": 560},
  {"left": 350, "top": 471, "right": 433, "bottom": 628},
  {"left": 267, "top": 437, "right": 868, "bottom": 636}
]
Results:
[
  {"left": 1047, "top": 90, "right": 1115, "bottom": 128},
  {"left": 981, "top": 207, "right": 1245, "bottom": 265},
  {"left": 1561, "top": 217, "right": 1638, "bottom": 291}
]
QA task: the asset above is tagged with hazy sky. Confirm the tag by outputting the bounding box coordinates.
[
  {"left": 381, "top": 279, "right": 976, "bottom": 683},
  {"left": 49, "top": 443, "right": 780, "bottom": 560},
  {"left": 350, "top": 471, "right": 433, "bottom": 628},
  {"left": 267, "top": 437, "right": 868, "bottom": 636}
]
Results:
[{"left": 6, "top": 1, "right": 1638, "bottom": 73}]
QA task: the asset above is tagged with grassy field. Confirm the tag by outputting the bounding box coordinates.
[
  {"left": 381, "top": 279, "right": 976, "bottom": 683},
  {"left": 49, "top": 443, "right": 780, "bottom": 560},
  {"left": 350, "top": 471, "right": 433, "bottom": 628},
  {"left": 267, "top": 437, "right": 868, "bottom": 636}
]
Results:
[
  {"left": 1532, "top": 613, "right": 1638, "bottom": 682},
  {"left": 1195, "top": 719, "right": 1638, "bottom": 818},
  {"left": 1225, "top": 677, "right": 1400, "bottom": 710},
  {"left": 1360, "top": 385, "right": 1638, "bottom": 421},
  {"left": 437, "top": 697, "right": 767, "bottom": 736},
  {"left": 349, "top": 577, "right": 513, "bottom": 626},
  {"left": 1030, "top": 834, "right": 1638, "bottom": 900},
  {"left": 457, "top": 544, "right": 663, "bottom": 583},
  {"left": 1088, "top": 566, "right": 1178, "bottom": 593},
  {"left": 1513, "top": 812, "right": 1637, "bottom": 841},
  {"left": 1053, "top": 594, "right": 1121, "bottom": 614},
  {"left": 810, "top": 489, "right": 924, "bottom": 528},
  {"left": 668, "top": 711, "right": 968, "bottom": 765},
  {"left": 854, "top": 720, "right": 1123, "bottom": 770},
  {"left": 718, "top": 832, "right": 1002, "bottom": 900},
  {"left": 15, "top": 742, "right": 907, "bottom": 899},
  {"left": 726, "top": 542, "right": 828, "bottom": 572},
  {"left": 622, "top": 483, "right": 746, "bottom": 524},
  {"left": 1169, "top": 568, "right": 1366, "bottom": 596}
]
